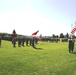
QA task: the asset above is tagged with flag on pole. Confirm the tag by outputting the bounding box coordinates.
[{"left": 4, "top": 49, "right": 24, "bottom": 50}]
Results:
[
  {"left": 38, "top": 34, "right": 42, "bottom": 39},
  {"left": 12, "top": 29, "right": 17, "bottom": 38},
  {"left": 32, "top": 30, "right": 39, "bottom": 36},
  {"left": 71, "top": 22, "right": 76, "bottom": 34}
]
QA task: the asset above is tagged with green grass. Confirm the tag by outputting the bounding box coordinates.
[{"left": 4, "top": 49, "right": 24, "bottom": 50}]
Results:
[{"left": 0, "top": 40, "right": 76, "bottom": 75}]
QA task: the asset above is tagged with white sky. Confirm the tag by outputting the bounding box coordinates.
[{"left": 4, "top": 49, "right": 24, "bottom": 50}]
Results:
[{"left": 0, "top": 0, "right": 76, "bottom": 36}]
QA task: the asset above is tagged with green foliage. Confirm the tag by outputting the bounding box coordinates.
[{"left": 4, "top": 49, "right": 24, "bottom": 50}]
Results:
[
  {"left": 60, "top": 33, "right": 64, "bottom": 38},
  {"left": 0, "top": 40, "right": 76, "bottom": 75}
]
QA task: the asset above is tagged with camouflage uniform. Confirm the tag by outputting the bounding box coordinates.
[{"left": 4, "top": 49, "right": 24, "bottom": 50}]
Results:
[
  {"left": 68, "top": 38, "right": 74, "bottom": 52},
  {"left": 12, "top": 37, "right": 16, "bottom": 47}
]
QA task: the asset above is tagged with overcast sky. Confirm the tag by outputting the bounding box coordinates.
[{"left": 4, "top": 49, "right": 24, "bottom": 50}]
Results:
[{"left": 0, "top": 0, "right": 76, "bottom": 36}]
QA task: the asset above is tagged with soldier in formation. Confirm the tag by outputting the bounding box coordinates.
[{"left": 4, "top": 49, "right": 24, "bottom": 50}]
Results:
[
  {"left": 22, "top": 37, "right": 25, "bottom": 47},
  {"left": 12, "top": 37, "right": 16, "bottom": 47}
]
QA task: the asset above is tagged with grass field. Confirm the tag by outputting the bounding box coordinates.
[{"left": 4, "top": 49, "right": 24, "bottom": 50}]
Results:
[{"left": 0, "top": 40, "right": 76, "bottom": 75}]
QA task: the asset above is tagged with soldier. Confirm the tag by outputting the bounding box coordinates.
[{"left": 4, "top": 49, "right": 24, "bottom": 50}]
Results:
[
  {"left": 12, "top": 37, "right": 16, "bottom": 47},
  {"left": 68, "top": 38, "right": 74, "bottom": 52},
  {"left": 22, "top": 37, "right": 25, "bottom": 47},
  {"left": 71, "top": 38, "right": 75, "bottom": 52},
  {"left": 35, "top": 38, "right": 38, "bottom": 44},
  {"left": 31, "top": 37, "right": 35, "bottom": 47},
  {"left": 30, "top": 39, "right": 32, "bottom": 46},
  {"left": 18, "top": 37, "right": 21, "bottom": 47},
  {"left": 26, "top": 39, "right": 28, "bottom": 46}
]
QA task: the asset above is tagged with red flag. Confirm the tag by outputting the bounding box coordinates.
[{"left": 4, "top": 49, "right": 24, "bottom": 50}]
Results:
[
  {"left": 38, "top": 34, "right": 42, "bottom": 39},
  {"left": 71, "top": 23, "right": 76, "bottom": 34},
  {"left": 32, "top": 30, "right": 39, "bottom": 36},
  {"left": 12, "top": 29, "right": 17, "bottom": 38}
]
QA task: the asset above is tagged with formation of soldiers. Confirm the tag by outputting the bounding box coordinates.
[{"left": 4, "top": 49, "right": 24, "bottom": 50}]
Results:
[
  {"left": 0, "top": 34, "right": 75, "bottom": 53},
  {"left": 12, "top": 37, "right": 38, "bottom": 48}
]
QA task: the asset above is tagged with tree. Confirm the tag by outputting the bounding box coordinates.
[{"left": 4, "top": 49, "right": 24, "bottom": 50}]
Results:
[
  {"left": 60, "top": 33, "right": 64, "bottom": 38},
  {"left": 65, "top": 33, "right": 69, "bottom": 38},
  {"left": 52, "top": 34, "right": 56, "bottom": 38}
]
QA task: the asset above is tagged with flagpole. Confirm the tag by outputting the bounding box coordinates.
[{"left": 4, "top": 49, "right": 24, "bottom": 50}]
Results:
[{"left": 70, "top": 24, "right": 73, "bottom": 38}]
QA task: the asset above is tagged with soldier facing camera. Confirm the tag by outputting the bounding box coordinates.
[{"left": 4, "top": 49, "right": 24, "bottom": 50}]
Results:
[{"left": 68, "top": 37, "right": 74, "bottom": 52}]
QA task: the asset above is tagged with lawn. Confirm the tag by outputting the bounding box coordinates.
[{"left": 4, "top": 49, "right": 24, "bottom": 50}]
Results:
[{"left": 0, "top": 40, "right": 76, "bottom": 75}]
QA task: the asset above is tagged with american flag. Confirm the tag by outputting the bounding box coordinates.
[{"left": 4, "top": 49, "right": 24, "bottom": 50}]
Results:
[{"left": 71, "top": 22, "right": 76, "bottom": 34}]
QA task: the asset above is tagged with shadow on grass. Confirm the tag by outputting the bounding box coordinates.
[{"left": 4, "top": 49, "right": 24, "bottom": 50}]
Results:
[
  {"left": 33, "top": 46, "right": 43, "bottom": 50},
  {"left": 71, "top": 52, "right": 76, "bottom": 54}
]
